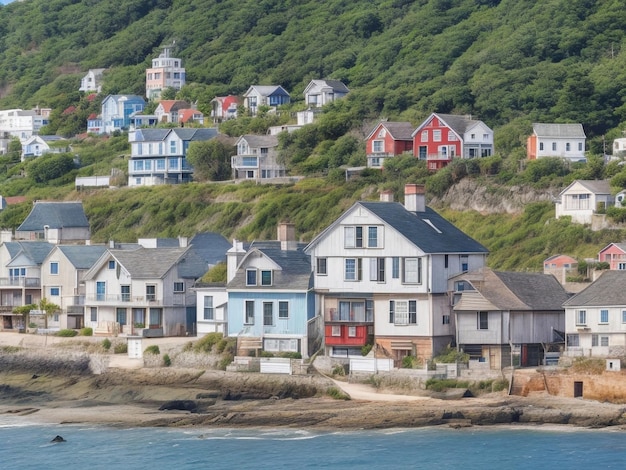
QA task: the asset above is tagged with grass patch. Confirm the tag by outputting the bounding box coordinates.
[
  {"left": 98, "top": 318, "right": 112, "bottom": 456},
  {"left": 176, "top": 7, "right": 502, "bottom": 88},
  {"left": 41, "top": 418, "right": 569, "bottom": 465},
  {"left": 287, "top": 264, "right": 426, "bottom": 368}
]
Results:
[
  {"left": 113, "top": 343, "right": 127, "bottom": 354},
  {"left": 194, "top": 332, "right": 224, "bottom": 353},
  {"left": 79, "top": 327, "right": 93, "bottom": 336},
  {"left": 56, "top": 329, "right": 78, "bottom": 337},
  {"left": 326, "top": 386, "right": 350, "bottom": 400},
  {"left": 144, "top": 345, "right": 160, "bottom": 355},
  {"left": 570, "top": 357, "right": 605, "bottom": 374}
]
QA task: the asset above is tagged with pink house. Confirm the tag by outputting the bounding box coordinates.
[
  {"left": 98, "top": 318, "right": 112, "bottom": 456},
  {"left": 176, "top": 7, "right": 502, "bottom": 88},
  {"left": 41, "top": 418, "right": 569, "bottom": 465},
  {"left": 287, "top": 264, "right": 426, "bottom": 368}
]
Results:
[
  {"left": 543, "top": 254, "right": 579, "bottom": 283},
  {"left": 598, "top": 243, "right": 626, "bottom": 270},
  {"left": 365, "top": 121, "right": 414, "bottom": 168}
]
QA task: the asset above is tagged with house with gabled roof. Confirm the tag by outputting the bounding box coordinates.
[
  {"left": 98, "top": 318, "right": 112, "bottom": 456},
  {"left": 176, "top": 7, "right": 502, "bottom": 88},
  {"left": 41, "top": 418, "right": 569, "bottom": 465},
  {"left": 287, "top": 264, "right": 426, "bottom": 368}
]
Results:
[
  {"left": 40, "top": 244, "right": 107, "bottom": 330},
  {"left": 145, "top": 44, "right": 186, "bottom": 100},
  {"left": 82, "top": 244, "right": 207, "bottom": 336},
  {"left": 15, "top": 201, "right": 90, "bottom": 244},
  {"left": 128, "top": 127, "right": 218, "bottom": 186},
  {"left": 543, "top": 254, "right": 579, "bottom": 284},
  {"left": 232, "top": 134, "right": 285, "bottom": 181},
  {"left": 450, "top": 268, "right": 568, "bottom": 369},
  {"left": 304, "top": 184, "right": 488, "bottom": 364},
  {"left": 210, "top": 95, "right": 239, "bottom": 123},
  {"left": 366, "top": 121, "right": 414, "bottom": 168},
  {"left": 527, "top": 123, "right": 586, "bottom": 161},
  {"left": 598, "top": 243, "right": 626, "bottom": 270},
  {"left": 243, "top": 85, "right": 290, "bottom": 116},
  {"left": 154, "top": 100, "right": 192, "bottom": 124},
  {"left": 97, "top": 94, "right": 146, "bottom": 134},
  {"left": 21, "top": 135, "right": 69, "bottom": 161},
  {"left": 226, "top": 223, "right": 314, "bottom": 357},
  {"left": 0, "top": 241, "right": 54, "bottom": 331},
  {"left": 178, "top": 108, "right": 204, "bottom": 125},
  {"left": 563, "top": 270, "right": 626, "bottom": 358},
  {"left": 554, "top": 180, "right": 614, "bottom": 225},
  {"left": 411, "top": 113, "right": 493, "bottom": 171},
  {"left": 79, "top": 68, "right": 106, "bottom": 93},
  {"left": 303, "top": 79, "right": 349, "bottom": 107}
]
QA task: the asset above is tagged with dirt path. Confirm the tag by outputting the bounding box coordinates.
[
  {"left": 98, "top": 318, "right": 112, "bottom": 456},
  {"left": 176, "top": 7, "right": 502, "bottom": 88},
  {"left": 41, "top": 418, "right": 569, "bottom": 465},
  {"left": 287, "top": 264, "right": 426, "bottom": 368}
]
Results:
[{"left": 331, "top": 379, "right": 430, "bottom": 402}]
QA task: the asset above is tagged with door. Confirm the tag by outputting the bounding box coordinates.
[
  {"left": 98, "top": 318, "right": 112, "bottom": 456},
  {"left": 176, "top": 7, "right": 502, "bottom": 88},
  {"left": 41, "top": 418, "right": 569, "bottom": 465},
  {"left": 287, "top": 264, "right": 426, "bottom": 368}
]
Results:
[{"left": 574, "top": 381, "right": 583, "bottom": 398}]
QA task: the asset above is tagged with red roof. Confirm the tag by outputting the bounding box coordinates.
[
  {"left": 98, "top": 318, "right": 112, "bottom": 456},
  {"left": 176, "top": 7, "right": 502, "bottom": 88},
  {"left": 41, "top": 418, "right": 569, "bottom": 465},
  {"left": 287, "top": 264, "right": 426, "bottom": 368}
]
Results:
[
  {"left": 62, "top": 106, "right": 77, "bottom": 115},
  {"left": 179, "top": 109, "right": 204, "bottom": 123}
]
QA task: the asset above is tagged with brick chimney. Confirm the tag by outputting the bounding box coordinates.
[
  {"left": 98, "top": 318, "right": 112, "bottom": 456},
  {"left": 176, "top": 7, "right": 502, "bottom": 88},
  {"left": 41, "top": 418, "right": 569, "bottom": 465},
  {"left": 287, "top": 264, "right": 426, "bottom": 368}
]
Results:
[
  {"left": 379, "top": 189, "right": 394, "bottom": 202},
  {"left": 278, "top": 222, "right": 297, "bottom": 251},
  {"left": 404, "top": 184, "right": 425, "bottom": 212}
]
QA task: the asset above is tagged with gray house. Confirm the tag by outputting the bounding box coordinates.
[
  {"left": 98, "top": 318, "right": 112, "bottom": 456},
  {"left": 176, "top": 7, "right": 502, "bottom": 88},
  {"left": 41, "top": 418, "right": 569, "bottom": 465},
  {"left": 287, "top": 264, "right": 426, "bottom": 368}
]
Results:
[
  {"left": 15, "top": 201, "right": 90, "bottom": 244},
  {"left": 450, "top": 268, "right": 569, "bottom": 369}
]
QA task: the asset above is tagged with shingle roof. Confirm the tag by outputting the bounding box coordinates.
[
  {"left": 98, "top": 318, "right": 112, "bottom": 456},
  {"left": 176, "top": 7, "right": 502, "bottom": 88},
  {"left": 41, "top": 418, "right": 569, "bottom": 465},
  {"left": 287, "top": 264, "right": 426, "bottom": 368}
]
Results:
[
  {"left": 5, "top": 241, "right": 54, "bottom": 266},
  {"left": 368, "top": 121, "right": 414, "bottom": 141},
  {"left": 357, "top": 202, "right": 488, "bottom": 254},
  {"left": 109, "top": 247, "right": 188, "bottom": 279},
  {"left": 133, "top": 128, "right": 217, "bottom": 142},
  {"left": 228, "top": 242, "right": 312, "bottom": 290},
  {"left": 533, "top": 123, "right": 586, "bottom": 138},
  {"left": 435, "top": 114, "right": 484, "bottom": 135},
  {"left": 246, "top": 85, "right": 289, "bottom": 97},
  {"left": 17, "top": 202, "right": 89, "bottom": 231},
  {"left": 573, "top": 180, "right": 611, "bottom": 194},
  {"left": 492, "top": 271, "right": 570, "bottom": 310},
  {"left": 57, "top": 245, "right": 108, "bottom": 269},
  {"left": 563, "top": 270, "right": 626, "bottom": 307},
  {"left": 238, "top": 134, "right": 279, "bottom": 148},
  {"left": 189, "top": 232, "right": 231, "bottom": 266},
  {"left": 308, "top": 79, "right": 349, "bottom": 93}
]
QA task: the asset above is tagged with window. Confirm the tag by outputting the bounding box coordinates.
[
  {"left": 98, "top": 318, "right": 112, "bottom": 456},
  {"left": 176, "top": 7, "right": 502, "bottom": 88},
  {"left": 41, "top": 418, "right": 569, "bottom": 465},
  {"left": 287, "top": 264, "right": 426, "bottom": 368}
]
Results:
[
  {"left": 389, "top": 300, "right": 395, "bottom": 323},
  {"left": 121, "top": 285, "right": 130, "bottom": 302},
  {"left": 246, "top": 269, "right": 257, "bottom": 286},
  {"left": 156, "top": 159, "right": 165, "bottom": 170},
  {"left": 461, "top": 254, "right": 469, "bottom": 272},
  {"left": 50, "top": 262, "right": 59, "bottom": 275},
  {"left": 539, "top": 142, "right": 544, "bottom": 151},
  {"left": 409, "top": 300, "right": 417, "bottom": 324},
  {"left": 338, "top": 301, "right": 365, "bottom": 321},
  {"left": 90, "top": 307, "right": 97, "bottom": 322},
  {"left": 478, "top": 311, "right": 488, "bottom": 330},
  {"left": 331, "top": 325, "right": 341, "bottom": 337},
  {"left": 552, "top": 142, "right": 557, "bottom": 151},
  {"left": 600, "top": 309, "right": 609, "bottom": 324},
  {"left": 368, "top": 227, "right": 378, "bottom": 247},
  {"left": 345, "top": 258, "right": 362, "bottom": 281},
  {"left": 392, "top": 257, "right": 400, "bottom": 279},
  {"left": 204, "top": 296, "right": 214, "bottom": 320},
  {"left": 348, "top": 326, "right": 357, "bottom": 337},
  {"left": 316, "top": 258, "right": 327, "bottom": 275},
  {"left": 445, "top": 255, "right": 448, "bottom": 269},
  {"left": 245, "top": 300, "right": 255, "bottom": 325},
  {"left": 373, "top": 140, "right": 384, "bottom": 152},
  {"left": 619, "top": 263, "right": 626, "bottom": 270},
  {"left": 370, "top": 258, "right": 385, "bottom": 282},
  {"left": 592, "top": 335, "right": 608, "bottom": 347},
  {"left": 146, "top": 285, "right": 156, "bottom": 301},
  {"left": 96, "top": 281, "right": 106, "bottom": 301},
  {"left": 50, "top": 287, "right": 60, "bottom": 296},
  {"left": 566, "top": 143, "right": 571, "bottom": 151},
  {"left": 261, "top": 270, "right": 272, "bottom": 286},
  {"left": 170, "top": 141, "right": 177, "bottom": 153},
  {"left": 433, "top": 130, "right": 441, "bottom": 142},
  {"left": 116, "top": 308, "right": 127, "bottom": 325},
  {"left": 394, "top": 301, "right": 408, "bottom": 325},
  {"left": 279, "top": 301, "right": 289, "bottom": 319},
  {"left": 448, "top": 131, "right": 456, "bottom": 140},
  {"left": 356, "top": 226, "right": 363, "bottom": 247},
  {"left": 578, "top": 142, "right": 583, "bottom": 151},
  {"left": 107, "top": 260, "right": 115, "bottom": 270},
  {"left": 443, "top": 315, "right": 450, "bottom": 324},
  {"left": 576, "top": 310, "right": 586, "bottom": 326},
  {"left": 622, "top": 310, "right": 626, "bottom": 323},
  {"left": 567, "top": 334, "right": 579, "bottom": 347},
  {"left": 174, "top": 282, "right": 184, "bottom": 293},
  {"left": 366, "top": 300, "right": 374, "bottom": 322},
  {"left": 421, "top": 130, "right": 428, "bottom": 142},
  {"left": 168, "top": 157, "right": 179, "bottom": 169},
  {"left": 601, "top": 336, "right": 609, "bottom": 347},
  {"left": 402, "top": 258, "right": 421, "bottom": 284},
  {"left": 263, "top": 302, "right": 273, "bottom": 326}
]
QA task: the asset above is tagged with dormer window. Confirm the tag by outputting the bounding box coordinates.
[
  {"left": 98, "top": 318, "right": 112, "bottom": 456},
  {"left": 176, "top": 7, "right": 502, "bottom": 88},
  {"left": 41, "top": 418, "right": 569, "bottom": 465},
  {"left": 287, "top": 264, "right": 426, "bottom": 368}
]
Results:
[
  {"left": 246, "top": 269, "right": 257, "bottom": 286},
  {"left": 108, "top": 260, "right": 115, "bottom": 269},
  {"left": 261, "top": 270, "right": 272, "bottom": 286}
]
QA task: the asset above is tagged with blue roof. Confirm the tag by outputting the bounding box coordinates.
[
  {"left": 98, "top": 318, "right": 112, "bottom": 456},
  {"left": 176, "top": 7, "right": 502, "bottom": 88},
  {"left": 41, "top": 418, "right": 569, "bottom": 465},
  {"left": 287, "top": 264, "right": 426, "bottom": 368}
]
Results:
[
  {"left": 57, "top": 245, "right": 108, "bottom": 269},
  {"left": 17, "top": 202, "right": 89, "bottom": 232},
  {"left": 133, "top": 128, "right": 218, "bottom": 142},
  {"left": 5, "top": 241, "right": 54, "bottom": 266},
  {"left": 189, "top": 232, "right": 231, "bottom": 266}
]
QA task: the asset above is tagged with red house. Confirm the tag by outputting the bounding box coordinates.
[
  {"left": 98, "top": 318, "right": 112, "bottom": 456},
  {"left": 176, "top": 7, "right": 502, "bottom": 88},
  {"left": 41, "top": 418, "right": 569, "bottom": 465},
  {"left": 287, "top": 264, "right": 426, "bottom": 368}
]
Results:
[
  {"left": 411, "top": 113, "right": 494, "bottom": 171},
  {"left": 366, "top": 121, "right": 414, "bottom": 168},
  {"left": 598, "top": 243, "right": 626, "bottom": 270}
]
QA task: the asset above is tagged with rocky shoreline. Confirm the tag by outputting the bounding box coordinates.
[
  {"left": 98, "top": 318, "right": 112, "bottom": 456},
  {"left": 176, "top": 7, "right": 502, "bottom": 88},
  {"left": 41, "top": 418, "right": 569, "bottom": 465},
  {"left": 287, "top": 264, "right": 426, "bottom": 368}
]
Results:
[{"left": 2, "top": 367, "right": 626, "bottom": 431}]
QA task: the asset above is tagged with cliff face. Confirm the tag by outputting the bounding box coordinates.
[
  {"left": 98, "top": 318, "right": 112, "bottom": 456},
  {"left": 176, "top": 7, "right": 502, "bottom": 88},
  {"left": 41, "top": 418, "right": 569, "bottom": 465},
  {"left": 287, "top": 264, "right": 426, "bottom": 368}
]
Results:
[{"left": 432, "top": 179, "right": 556, "bottom": 214}]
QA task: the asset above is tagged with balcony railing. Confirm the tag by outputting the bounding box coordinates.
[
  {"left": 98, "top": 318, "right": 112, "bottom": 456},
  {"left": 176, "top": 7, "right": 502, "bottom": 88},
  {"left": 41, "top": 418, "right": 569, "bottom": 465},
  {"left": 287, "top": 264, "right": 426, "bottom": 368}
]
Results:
[
  {"left": 324, "top": 308, "right": 373, "bottom": 323},
  {"left": 426, "top": 153, "right": 452, "bottom": 161},
  {"left": 85, "top": 294, "right": 163, "bottom": 306},
  {"left": 0, "top": 277, "right": 41, "bottom": 288}
]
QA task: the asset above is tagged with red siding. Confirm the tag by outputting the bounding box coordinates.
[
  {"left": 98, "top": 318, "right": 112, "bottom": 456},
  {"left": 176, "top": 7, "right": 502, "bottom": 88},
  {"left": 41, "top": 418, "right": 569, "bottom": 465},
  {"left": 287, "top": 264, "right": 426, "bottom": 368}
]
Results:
[
  {"left": 412, "top": 116, "right": 462, "bottom": 170},
  {"left": 367, "top": 124, "right": 413, "bottom": 155},
  {"left": 325, "top": 324, "right": 369, "bottom": 346}
]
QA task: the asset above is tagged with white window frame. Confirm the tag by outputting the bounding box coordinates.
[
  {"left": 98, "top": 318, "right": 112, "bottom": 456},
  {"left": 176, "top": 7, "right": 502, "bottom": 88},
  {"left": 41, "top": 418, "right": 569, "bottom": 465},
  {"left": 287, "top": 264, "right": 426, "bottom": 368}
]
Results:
[
  {"left": 576, "top": 310, "right": 586, "bottom": 326},
  {"left": 50, "top": 262, "right": 59, "bottom": 275},
  {"left": 246, "top": 269, "right": 257, "bottom": 286},
  {"left": 203, "top": 296, "right": 214, "bottom": 320},
  {"left": 402, "top": 258, "right": 421, "bottom": 284},
  {"left": 173, "top": 282, "right": 185, "bottom": 293},
  {"left": 599, "top": 309, "right": 609, "bottom": 324},
  {"left": 278, "top": 301, "right": 289, "bottom": 319},
  {"left": 331, "top": 325, "right": 341, "bottom": 337},
  {"left": 372, "top": 140, "right": 384, "bottom": 153},
  {"left": 244, "top": 300, "right": 255, "bottom": 325},
  {"left": 433, "top": 129, "right": 441, "bottom": 142},
  {"left": 317, "top": 257, "right": 327, "bottom": 275}
]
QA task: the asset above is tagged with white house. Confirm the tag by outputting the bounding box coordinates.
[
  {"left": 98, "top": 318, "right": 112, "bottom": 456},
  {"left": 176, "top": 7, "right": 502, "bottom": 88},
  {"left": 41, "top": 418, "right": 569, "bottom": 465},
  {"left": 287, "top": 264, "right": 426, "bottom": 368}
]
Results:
[
  {"left": 304, "top": 184, "right": 488, "bottom": 363},
  {"left": 231, "top": 134, "right": 285, "bottom": 181},
  {"left": 21, "top": 135, "right": 68, "bottom": 161},
  {"left": 145, "top": 44, "right": 186, "bottom": 100},
  {"left": 79, "top": 69, "right": 106, "bottom": 93},
  {"left": 563, "top": 270, "right": 626, "bottom": 358},
  {"left": 527, "top": 123, "right": 586, "bottom": 161},
  {"left": 242, "top": 85, "right": 290, "bottom": 116},
  {"left": 303, "top": 79, "right": 349, "bottom": 107},
  {"left": 0, "top": 108, "right": 51, "bottom": 141},
  {"left": 555, "top": 180, "right": 614, "bottom": 225}
]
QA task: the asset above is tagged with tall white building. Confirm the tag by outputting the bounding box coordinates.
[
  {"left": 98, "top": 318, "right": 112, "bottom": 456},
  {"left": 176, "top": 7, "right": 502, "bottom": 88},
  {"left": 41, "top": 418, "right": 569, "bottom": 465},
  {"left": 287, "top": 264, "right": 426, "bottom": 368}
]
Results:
[{"left": 145, "top": 45, "right": 186, "bottom": 100}]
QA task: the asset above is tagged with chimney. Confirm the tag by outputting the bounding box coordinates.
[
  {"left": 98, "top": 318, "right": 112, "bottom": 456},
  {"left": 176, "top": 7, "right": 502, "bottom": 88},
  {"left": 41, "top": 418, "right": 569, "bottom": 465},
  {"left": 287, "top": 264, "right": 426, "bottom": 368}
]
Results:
[
  {"left": 278, "top": 222, "right": 297, "bottom": 251},
  {"left": 178, "top": 236, "right": 188, "bottom": 248},
  {"left": 227, "top": 239, "right": 246, "bottom": 283},
  {"left": 404, "top": 184, "right": 425, "bottom": 212},
  {"left": 379, "top": 189, "right": 394, "bottom": 202}
]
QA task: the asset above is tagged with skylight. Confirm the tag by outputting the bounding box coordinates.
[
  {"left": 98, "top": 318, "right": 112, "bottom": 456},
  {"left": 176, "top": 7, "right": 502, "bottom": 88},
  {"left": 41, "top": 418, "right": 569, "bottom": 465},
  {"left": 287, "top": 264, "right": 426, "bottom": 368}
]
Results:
[{"left": 422, "top": 219, "right": 442, "bottom": 234}]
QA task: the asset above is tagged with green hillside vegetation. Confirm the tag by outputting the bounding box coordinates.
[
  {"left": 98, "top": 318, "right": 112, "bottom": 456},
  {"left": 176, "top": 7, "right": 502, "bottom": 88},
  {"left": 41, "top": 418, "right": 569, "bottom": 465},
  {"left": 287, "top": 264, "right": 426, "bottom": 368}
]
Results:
[{"left": 1, "top": 0, "right": 626, "bottom": 271}]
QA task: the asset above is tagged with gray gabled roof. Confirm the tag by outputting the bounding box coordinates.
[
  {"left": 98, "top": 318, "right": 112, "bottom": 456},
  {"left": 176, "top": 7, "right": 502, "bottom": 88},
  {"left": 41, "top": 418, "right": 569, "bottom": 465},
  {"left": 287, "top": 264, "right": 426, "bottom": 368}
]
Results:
[
  {"left": 57, "top": 245, "right": 108, "bottom": 269},
  {"left": 5, "top": 241, "right": 54, "bottom": 266},
  {"left": 228, "top": 241, "right": 312, "bottom": 290},
  {"left": 86, "top": 247, "right": 189, "bottom": 280},
  {"left": 189, "top": 232, "right": 231, "bottom": 266},
  {"left": 492, "top": 271, "right": 569, "bottom": 310},
  {"left": 563, "top": 270, "right": 626, "bottom": 307},
  {"left": 132, "top": 128, "right": 218, "bottom": 142},
  {"left": 367, "top": 121, "right": 414, "bottom": 141},
  {"left": 533, "top": 123, "right": 586, "bottom": 138},
  {"left": 17, "top": 202, "right": 89, "bottom": 232},
  {"left": 354, "top": 202, "right": 488, "bottom": 254},
  {"left": 245, "top": 85, "right": 290, "bottom": 97},
  {"left": 237, "top": 134, "right": 279, "bottom": 148},
  {"left": 413, "top": 113, "right": 490, "bottom": 138},
  {"left": 306, "top": 79, "right": 349, "bottom": 94}
]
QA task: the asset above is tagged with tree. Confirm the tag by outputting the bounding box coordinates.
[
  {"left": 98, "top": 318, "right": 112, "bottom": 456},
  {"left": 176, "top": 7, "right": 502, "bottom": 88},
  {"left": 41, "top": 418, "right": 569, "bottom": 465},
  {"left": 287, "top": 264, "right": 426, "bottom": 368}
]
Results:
[
  {"left": 160, "top": 87, "right": 177, "bottom": 100},
  {"left": 28, "top": 153, "right": 75, "bottom": 184},
  {"left": 12, "top": 304, "right": 36, "bottom": 331},
  {"left": 38, "top": 298, "right": 61, "bottom": 329},
  {"left": 186, "top": 139, "right": 233, "bottom": 181}
]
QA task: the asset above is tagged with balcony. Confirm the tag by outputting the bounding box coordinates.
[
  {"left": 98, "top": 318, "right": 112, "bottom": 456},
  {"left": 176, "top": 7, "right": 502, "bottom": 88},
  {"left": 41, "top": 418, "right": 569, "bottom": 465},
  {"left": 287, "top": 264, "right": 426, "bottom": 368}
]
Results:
[
  {"left": 324, "top": 308, "right": 373, "bottom": 324},
  {"left": 85, "top": 294, "right": 164, "bottom": 306},
  {"left": 231, "top": 155, "right": 260, "bottom": 169},
  {"left": 0, "top": 277, "right": 41, "bottom": 288},
  {"left": 426, "top": 153, "right": 452, "bottom": 162}
]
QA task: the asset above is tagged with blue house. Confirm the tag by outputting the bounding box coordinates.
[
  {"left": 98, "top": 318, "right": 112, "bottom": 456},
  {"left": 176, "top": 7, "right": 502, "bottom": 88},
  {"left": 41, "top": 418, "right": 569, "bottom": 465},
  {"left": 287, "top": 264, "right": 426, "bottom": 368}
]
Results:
[
  {"left": 89, "top": 95, "right": 146, "bottom": 134},
  {"left": 226, "top": 223, "right": 314, "bottom": 357},
  {"left": 242, "top": 85, "right": 290, "bottom": 116}
]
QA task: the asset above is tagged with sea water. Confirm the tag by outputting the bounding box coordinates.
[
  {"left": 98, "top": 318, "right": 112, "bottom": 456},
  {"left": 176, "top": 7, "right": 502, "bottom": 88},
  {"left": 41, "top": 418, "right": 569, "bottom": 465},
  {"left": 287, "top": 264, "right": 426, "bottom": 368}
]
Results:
[{"left": 1, "top": 417, "right": 625, "bottom": 469}]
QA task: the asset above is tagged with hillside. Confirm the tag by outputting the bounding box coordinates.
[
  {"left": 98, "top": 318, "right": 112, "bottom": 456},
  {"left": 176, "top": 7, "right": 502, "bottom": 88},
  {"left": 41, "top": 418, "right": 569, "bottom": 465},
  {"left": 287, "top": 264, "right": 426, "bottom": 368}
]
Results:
[{"left": 1, "top": 0, "right": 626, "bottom": 271}]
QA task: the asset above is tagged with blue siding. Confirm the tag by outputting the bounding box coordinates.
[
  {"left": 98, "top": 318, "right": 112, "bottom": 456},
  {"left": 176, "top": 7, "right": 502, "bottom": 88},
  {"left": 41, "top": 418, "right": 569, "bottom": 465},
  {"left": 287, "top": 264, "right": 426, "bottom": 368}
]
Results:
[{"left": 228, "top": 291, "right": 310, "bottom": 337}]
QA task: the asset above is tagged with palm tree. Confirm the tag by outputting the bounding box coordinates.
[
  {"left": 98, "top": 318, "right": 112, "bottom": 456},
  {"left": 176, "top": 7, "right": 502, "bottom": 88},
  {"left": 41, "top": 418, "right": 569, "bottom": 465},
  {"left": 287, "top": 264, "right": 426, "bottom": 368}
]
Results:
[{"left": 38, "top": 298, "right": 61, "bottom": 329}]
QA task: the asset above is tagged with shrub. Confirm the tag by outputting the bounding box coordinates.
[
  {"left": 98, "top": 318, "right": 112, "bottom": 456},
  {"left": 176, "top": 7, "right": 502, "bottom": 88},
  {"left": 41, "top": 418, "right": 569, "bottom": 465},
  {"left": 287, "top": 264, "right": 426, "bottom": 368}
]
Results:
[
  {"left": 425, "top": 378, "right": 470, "bottom": 392},
  {"left": 57, "top": 329, "right": 78, "bottom": 337},
  {"left": 361, "top": 344, "right": 373, "bottom": 356},
  {"left": 194, "top": 332, "right": 223, "bottom": 353},
  {"left": 570, "top": 357, "right": 605, "bottom": 374},
  {"left": 28, "top": 322, "right": 37, "bottom": 328},
  {"left": 80, "top": 327, "right": 93, "bottom": 336},
  {"left": 331, "top": 364, "right": 346, "bottom": 376},
  {"left": 278, "top": 352, "right": 302, "bottom": 359},
  {"left": 492, "top": 379, "right": 509, "bottom": 392},
  {"left": 433, "top": 345, "right": 469, "bottom": 364},
  {"left": 144, "top": 345, "right": 160, "bottom": 355},
  {"left": 114, "top": 343, "right": 127, "bottom": 354},
  {"left": 260, "top": 350, "right": 274, "bottom": 357},
  {"left": 163, "top": 354, "right": 171, "bottom": 367},
  {"left": 218, "top": 354, "right": 233, "bottom": 370},
  {"left": 401, "top": 355, "right": 421, "bottom": 369},
  {"left": 102, "top": 338, "right": 112, "bottom": 350},
  {"left": 326, "top": 387, "right": 350, "bottom": 400}
]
